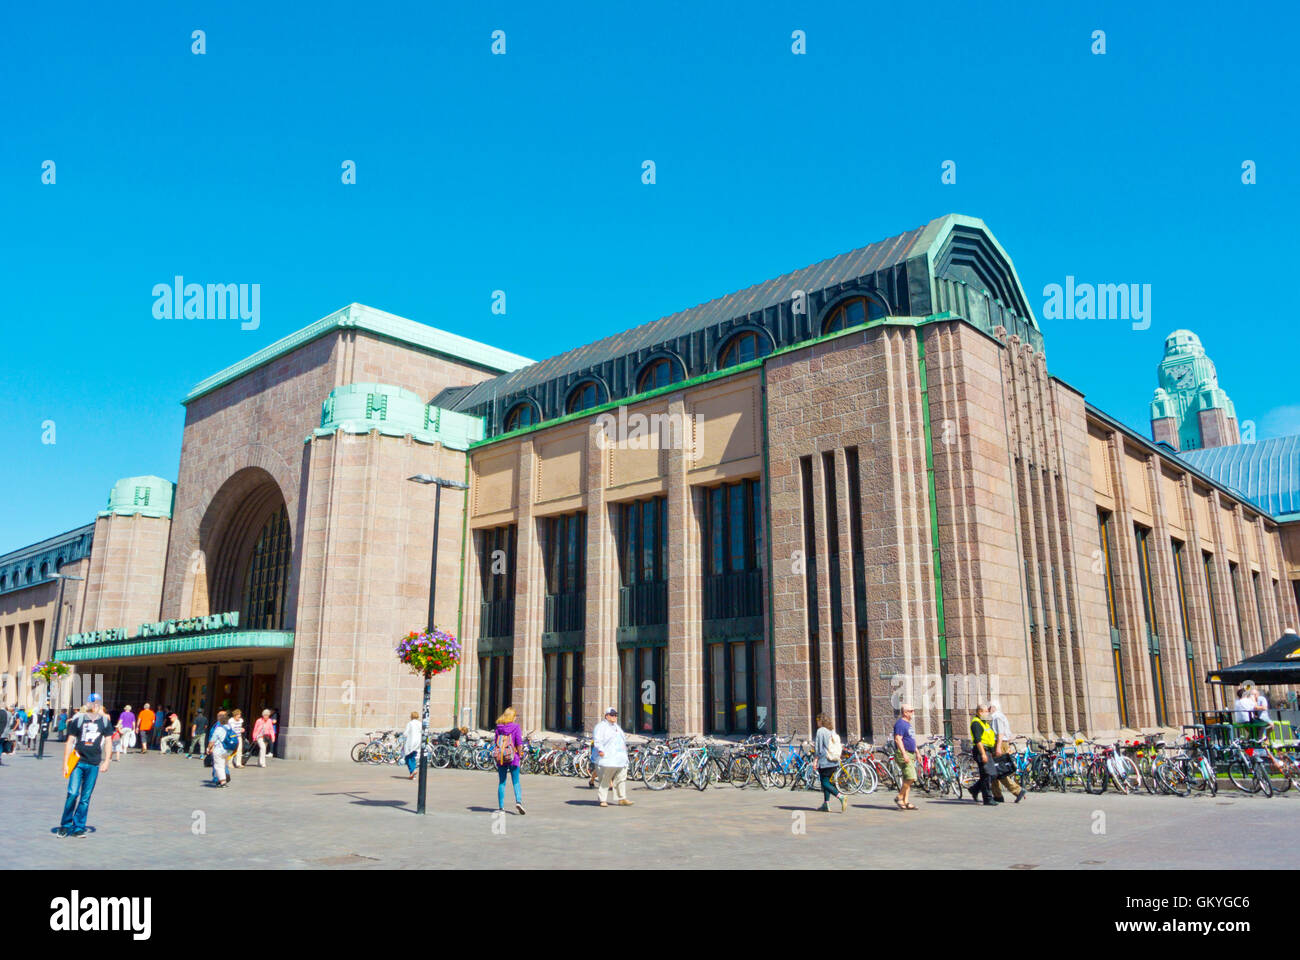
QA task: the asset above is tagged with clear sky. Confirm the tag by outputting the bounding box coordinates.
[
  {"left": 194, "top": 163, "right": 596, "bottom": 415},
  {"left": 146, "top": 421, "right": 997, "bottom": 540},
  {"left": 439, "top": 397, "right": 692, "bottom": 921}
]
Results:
[{"left": 2, "top": 1, "right": 1297, "bottom": 553}]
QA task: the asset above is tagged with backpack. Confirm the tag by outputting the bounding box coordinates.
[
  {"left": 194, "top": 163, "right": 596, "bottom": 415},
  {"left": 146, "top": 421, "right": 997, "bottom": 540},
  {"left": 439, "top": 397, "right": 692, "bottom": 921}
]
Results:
[
  {"left": 824, "top": 731, "right": 843, "bottom": 763},
  {"left": 223, "top": 727, "right": 240, "bottom": 752},
  {"left": 492, "top": 730, "right": 516, "bottom": 766}
]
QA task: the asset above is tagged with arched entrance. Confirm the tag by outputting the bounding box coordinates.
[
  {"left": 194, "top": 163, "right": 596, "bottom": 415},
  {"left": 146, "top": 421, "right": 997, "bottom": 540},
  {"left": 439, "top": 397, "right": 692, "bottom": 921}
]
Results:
[{"left": 200, "top": 467, "right": 293, "bottom": 630}]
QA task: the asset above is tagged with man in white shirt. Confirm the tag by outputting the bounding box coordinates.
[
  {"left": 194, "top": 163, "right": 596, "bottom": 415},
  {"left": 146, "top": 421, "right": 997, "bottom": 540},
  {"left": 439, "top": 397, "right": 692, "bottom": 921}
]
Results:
[
  {"left": 988, "top": 702, "right": 1025, "bottom": 804},
  {"left": 592, "top": 708, "right": 633, "bottom": 808},
  {"left": 1233, "top": 688, "right": 1257, "bottom": 725}
]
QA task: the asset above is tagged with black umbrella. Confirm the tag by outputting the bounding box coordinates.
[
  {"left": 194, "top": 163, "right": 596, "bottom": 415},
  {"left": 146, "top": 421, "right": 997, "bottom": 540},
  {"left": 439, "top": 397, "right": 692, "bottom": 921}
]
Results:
[{"left": 1206, "top": 631, "right": 1300, "bottom": 685}]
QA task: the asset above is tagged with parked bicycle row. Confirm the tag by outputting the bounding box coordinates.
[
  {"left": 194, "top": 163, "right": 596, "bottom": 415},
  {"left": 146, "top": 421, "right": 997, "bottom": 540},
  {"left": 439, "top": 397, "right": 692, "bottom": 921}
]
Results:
[{"left": 350, "top": 722, "right": 1299, "bottom": 801}]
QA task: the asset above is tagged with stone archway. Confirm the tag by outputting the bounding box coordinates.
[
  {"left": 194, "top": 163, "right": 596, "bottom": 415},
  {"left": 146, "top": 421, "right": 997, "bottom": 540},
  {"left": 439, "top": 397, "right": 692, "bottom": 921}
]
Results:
[{"left": 198, "top": 467, "right": 293, "bottom": 630}]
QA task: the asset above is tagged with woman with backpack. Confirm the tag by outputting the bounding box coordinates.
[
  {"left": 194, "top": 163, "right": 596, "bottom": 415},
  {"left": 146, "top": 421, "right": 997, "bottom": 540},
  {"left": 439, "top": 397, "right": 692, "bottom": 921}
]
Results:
[
  {"left": 493, "top": 707, "right": 526, "bottom": 815},
  {"left": 814, "top": 714, "right": 846, "bottom": 813}
]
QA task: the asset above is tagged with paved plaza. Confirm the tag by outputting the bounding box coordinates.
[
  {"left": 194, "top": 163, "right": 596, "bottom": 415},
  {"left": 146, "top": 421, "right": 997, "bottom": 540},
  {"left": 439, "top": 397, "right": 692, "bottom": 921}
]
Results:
[{"left": 2, "top": 749, "right": 1295, "bottom": 869}]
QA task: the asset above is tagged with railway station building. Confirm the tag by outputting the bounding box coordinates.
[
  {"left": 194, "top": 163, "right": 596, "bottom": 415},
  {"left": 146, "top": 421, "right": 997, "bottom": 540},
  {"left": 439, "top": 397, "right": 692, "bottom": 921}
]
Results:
[{"left": 3, "top": 213, "right": 1296, "bottom": 759}]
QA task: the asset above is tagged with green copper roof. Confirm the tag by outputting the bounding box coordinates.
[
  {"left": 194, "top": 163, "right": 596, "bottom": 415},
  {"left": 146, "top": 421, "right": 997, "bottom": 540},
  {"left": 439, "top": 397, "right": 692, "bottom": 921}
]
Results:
[
  {"left": 1150, "top": 329, "right": 1237, "bottom": 450},
  {"left": 310, "top": 382, "right": 485, "bottom": 450},
  {"left": 57, "top": 630, "right": 294, "bottom": 662},
  {"left": 98, "top": 476, "right": 175, "bottom": 519},
  {"left": 183, "top": 303, "right": 534, "bottom": 406}
]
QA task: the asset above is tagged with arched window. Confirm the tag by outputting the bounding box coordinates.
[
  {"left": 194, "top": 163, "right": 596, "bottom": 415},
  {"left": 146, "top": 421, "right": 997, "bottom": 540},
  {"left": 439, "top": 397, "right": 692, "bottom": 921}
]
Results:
[
  {"left": 637, "top": 357, "right": 683, "bottom": 392},
  {"left": 503, "top": 401, "right": 538, "bottom": 432},
  {"left": 0, "top": 573, "right": 7, "bottom": 589},
  {"left": 243, "top": 504, "right": 291, "bottom": 630},
  {"left": 718, "top": 330, "right": 771, "bottom": 369},
  {"left": 566, "top": 380, "right": 605, "bottom": 414},
  {"left": 39, "top": 562, "right": 49, "bottom": 578},
  {"left": 822, "top": 295, "right": 885, "bottom": 334},
  {"left": 26, "top": 566, "right": 35, "bottom": 583}
]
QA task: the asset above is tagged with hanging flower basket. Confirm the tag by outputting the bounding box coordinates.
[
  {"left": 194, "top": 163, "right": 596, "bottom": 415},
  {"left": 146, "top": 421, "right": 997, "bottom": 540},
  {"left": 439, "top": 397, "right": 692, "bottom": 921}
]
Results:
[
  {"left": 32, "top": 660, "right": 70, "bottom": 683},
  {"left": 397, "top": 629, "right": 462, "bottom": 677}
]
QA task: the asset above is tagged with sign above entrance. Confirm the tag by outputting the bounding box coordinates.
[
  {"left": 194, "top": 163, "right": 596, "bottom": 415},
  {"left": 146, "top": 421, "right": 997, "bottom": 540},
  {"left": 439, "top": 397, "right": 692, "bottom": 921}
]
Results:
[{"left": 66, "top": 611, "right": 240, "bottom": 648}]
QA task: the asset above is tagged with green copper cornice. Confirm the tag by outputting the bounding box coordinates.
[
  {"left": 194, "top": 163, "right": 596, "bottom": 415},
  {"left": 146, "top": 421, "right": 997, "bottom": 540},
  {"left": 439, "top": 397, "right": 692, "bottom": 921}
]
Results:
[
  {"left": 183, "top": 303, "right": 533, "bottom": 406},
  {"left": 58, "top": 630, "right": 294, "bottom": 662},
  {"left": 98, "top": 476, "right": 175, "bottom": 519},
  {"left": 309, "top": 382, "right": 485, "bottom": 450}
]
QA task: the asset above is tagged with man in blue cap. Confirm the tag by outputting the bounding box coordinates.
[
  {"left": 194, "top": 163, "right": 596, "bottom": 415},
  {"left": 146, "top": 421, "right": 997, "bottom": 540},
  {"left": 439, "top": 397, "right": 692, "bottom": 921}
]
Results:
[{"left": 59, "top": 693, "right": 114, "bottom": 838}]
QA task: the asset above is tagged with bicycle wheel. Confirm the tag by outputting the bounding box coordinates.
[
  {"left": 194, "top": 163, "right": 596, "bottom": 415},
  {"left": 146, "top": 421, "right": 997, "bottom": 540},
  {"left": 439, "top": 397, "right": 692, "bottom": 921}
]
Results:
[
  {"left": 1286, "top": 755, "right": 1300, "bottom": 793},
  {"left": 858, "top": 760, "right": 880, "bottom": 794},
  {"left": 1084, "top": 761, "right": 1107, "bottom": 794},
  {"left": 1156, "top": 761, "right": 1191, "bottom": 797},
  {"left": 1265, "top": 756, "right": 1292, "bottom": 794},
  {"left": 1227, "top": 759, "right": 1258, "bottom": 793},
  {"left": 1187, "top": 757, "right": 1214, "bottom": 795},
  {"left": 350, "top": 742, "right": 368, "bottom": 763},
  {"left": 834, "top": 762, "right": 866, "bottom": 795},
  {"left": 641, "top": 755, "right": 669, "bottom": 790},
  {"left": 728, "top": 755, "right": 752, "bottom": 788},
  {"left": 362, "top": 742, "right": 383, "bottom": 764},
  {"left": 1116, "top": 756, "right": 1143, "bottom": 794},
  {"left": 1253, "top": 761, "right": 1273, "bottom": 798}
]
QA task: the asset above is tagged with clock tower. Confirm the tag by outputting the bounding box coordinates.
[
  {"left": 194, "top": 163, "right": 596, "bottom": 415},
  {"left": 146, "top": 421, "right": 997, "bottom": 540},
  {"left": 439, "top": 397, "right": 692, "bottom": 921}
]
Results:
[{"left": 1149, "top": 329, "right": 1239, "bottom": 451}]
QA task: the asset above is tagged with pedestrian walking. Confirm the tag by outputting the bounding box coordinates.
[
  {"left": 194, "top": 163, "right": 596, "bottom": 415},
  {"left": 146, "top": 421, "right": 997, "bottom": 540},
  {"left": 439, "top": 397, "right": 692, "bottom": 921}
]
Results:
[
  {"left": 813, "top": 714, "right": 846, "bottom": 813},
  {"left": 58, "top": 692, "right": 114, "bottom": 838},
  {"left": 968, "top": 704, "right": 997, "bottom": 806},
  {"left": 25, "top": 715, "right": 39, "bottom": 751},
  {"left": 593, "top": 707, "right": 633, "bottom": 807},
  {"left": 402, "top": 711, "right": 422, "bottom": 780},
  {"left": 493, "top": 707, "right": 526, "bottom": 815},
  {"left": 0, "top": 703, "right": 11, "bottom": 766},
  {"left": 229, "top": 709, "right": 245, "bottom": 768},
  {"left": 252, "top": 709, "right": 276, "bottom": 766},
  {"left": 988, "top": 701, "right": 1025, "bottom": 804},
  {"left": 892, "top": 703, "right": 919, "bottom": 811},
  {"left": 206, "top": 711, "right": 233, "bottom": 786},
  {"left": 137, "top": 703, "right": 155, "bottom": 753},
  {"left": 187, "top": 707, "right": 208, "bottom": 758},
  {"left": 56, "top": 710, "right": 68, "bottom": 742},
  {"left": 115, "top": 705, "right": 136, "bottom": 757}
]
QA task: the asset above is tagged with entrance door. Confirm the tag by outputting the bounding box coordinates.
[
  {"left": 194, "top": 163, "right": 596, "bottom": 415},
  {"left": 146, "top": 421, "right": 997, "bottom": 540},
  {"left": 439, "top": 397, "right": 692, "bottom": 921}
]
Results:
[
  {"left": 186, "top": 678, "right": 208, "bottom": 736},
  {"left": 249, "top": 674, "right": 276, "bottom": 716},
  {"left": 217, "top": 675, "right": 241, "bottom": 715}
]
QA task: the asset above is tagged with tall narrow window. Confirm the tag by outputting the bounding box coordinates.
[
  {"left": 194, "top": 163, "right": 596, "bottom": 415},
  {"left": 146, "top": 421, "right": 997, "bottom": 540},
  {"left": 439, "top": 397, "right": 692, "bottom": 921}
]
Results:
[
  {"left": 242, "top": 504, "right": 291, "bottom": 630},
  {"left": 616, "top": 497, "right": 668, "bottom": 733},
  {"left": 1229, "top": 561, "right": 1249, "bottom": 657},
  {"left": 822, "top": 452, "right": 847, "bottom": 734},
  {"left": 1252, "top": 571, "right": 1269, "bottom": 654},
  {"left": 542, "top": 512, "right": 586, "bottom": 634},
  {"left": 1203, "top": 552, "right": 1225, "bottom": 706},
  {"left": 1134, "top": 525, "right": 1167, "bottom": 725},
  {"left": 846, "top": 448, "right": 871, "bottom": 735},
  {"left": 800, "top": 456, "right": 821, "bottom": 734},
  {"left": 1171, "top": 539, "right": 1201, "bottom": 715},
  {"left": 1098, "top": 511, "right": 1129, "bottom": 727},
  {"left": 700, "top": 478, "right": 765, "bottom": 735}
]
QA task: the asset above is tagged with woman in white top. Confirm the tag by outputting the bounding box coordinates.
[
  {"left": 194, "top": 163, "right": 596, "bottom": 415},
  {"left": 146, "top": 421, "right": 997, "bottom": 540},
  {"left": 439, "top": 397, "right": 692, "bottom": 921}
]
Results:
[{"left": 402, "top": 711, "right": 424, "bottom": 780}]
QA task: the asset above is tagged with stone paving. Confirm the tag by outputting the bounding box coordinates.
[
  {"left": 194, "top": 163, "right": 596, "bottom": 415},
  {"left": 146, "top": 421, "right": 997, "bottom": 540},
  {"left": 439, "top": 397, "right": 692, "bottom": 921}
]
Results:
[{"left": 1, "top": 749, "right": 1295, "bottom": 869}]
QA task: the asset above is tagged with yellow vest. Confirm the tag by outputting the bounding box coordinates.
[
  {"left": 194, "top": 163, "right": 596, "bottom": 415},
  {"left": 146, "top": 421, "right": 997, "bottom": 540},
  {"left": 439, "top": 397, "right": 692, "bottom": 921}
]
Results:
[{"left": 971, "top": 715, "right": 996, "bottom": 748}]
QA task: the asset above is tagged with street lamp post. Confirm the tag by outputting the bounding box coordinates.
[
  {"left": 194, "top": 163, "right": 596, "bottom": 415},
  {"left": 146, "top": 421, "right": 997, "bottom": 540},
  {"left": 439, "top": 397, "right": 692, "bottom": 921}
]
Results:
[
  {"left": 38, "top": 572, "right": 84, "bottom": 760},
  {"left": 407, "top": 473, "right": 469, "bottom": 815}
]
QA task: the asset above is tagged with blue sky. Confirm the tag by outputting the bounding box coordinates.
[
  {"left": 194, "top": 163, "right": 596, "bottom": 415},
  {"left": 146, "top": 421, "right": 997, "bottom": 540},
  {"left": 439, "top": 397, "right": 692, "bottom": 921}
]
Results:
[{"left": 2, "top": 1, "right": 1297, "bottom": 552}]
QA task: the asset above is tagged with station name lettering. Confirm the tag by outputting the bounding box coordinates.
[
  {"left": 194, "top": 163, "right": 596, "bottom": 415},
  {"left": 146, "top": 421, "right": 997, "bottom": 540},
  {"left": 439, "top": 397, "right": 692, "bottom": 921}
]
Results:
[{"left": 66, "top": 611, "right": 239, "bottom": 647}]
